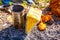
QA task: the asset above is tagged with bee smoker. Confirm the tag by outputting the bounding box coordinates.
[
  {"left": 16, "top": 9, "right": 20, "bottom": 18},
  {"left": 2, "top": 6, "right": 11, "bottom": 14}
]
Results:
[{"left": 12, "top": 5, "right": 25, "bottom": 30}]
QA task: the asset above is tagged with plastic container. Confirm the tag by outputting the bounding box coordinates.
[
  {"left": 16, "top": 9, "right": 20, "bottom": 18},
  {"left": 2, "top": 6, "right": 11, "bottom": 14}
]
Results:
[
  {"left": 27, "top": 0, "right": 34, "bottom": 4},
  {"left": 2, "top": 0, "right": 10, "bottom": 4}
]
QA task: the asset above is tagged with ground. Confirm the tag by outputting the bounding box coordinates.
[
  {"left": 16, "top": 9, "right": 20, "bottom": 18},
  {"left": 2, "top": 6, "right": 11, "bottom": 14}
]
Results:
[{"left": 25, "top": 21, "right": 60, "bottom": 40}]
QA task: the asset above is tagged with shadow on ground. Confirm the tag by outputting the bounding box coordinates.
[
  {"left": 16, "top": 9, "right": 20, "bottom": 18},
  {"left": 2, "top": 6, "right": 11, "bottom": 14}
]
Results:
[{"left": 0, "top": 25, "right": 26, "bottom": 40}]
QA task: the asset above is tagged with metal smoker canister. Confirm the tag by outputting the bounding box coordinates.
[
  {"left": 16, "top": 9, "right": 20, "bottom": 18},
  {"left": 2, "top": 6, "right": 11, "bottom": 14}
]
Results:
[{"left": 12, "top": 5, "right": 25, "bottom": 30}]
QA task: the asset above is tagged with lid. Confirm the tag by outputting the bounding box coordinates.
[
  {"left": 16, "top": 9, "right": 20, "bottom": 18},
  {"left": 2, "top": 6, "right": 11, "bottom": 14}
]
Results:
[
  {"left": 12, "top": 5, "right": 24, "bottom": 12},
  {"left": 2, "top": 0, "right": 10, "bottom": 4}
]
